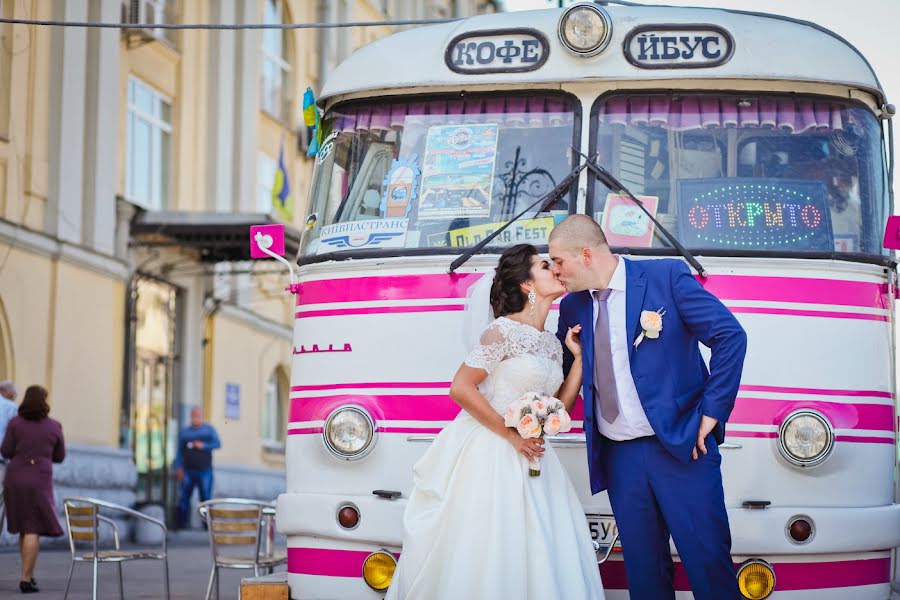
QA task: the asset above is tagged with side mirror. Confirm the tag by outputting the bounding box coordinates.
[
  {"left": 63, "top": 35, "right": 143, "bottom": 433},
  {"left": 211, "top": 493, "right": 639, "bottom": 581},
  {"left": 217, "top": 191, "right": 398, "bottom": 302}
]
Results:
[{"left": 882, "top": 216, "right": 900, "bottom": 250}]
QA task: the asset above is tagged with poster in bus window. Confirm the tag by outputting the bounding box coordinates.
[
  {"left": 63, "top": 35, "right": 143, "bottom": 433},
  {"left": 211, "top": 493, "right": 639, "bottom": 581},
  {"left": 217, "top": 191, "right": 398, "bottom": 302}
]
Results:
[
  {"left": 441, "top": 217, "right": 556, "bottom": 248},
  {"left": 417, "top": 124, "right": 499, "bottom": 220},
  {"left": 600, "top": 194, "right": 659, "bottom": 248},
  {"left": 676, "top": 178, "right": 833, "bottom": 251},
  {"left": 380, "top": 157, "right": 420, "bottom": 218}
]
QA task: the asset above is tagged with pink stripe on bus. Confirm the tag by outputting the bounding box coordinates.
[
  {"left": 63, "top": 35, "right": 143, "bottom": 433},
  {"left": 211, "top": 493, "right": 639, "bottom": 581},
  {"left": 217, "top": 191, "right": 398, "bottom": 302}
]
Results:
[
  {"left": 287, "top": 427, "right": 323, "bottom": 435},
  {"left": 290, "top": 394, "right": 461, "bottom": 423},
  {"left": 296, "top": 273, "right": 482, "bottom": 306},
  {"left": 738, "top": 385, "right": 893, "bottom": 399},
  {"left": 771, "top": 557, "right": 891, "bottom": 590},
  {"left": 699, "top": 275, "right": 889, "bottom": 310},
  {"left": 296, "top": 304, "right": 465, "bottom": 319},
  {"left": 294, "top": 273, "right": 889, "bottom": 310},
  {"left": 835, "top": 435, "right": 896, "bottom": 445},
  {"left": 729, "top": 306, "right": 889, "bottom": 322},
  {"left": 291, "top": 395, "right": 890, "bottom": 433},
  {"left": 289, "top": 394, "right": 587, "bottom": 424},
  {"left": 730, "top": 398, "right": 895, "bottom": 432},
  {"left": 289, "top": 381, "right": 891, "bottom": 399},
  {"left": 292, "top": 382, "right": 451, "bottom": 392},
  {"left": 725, "top": 430, "right": 778, "bottom": 439},
  {"left": 288, "top": 548, "right": 399, "bottom": 578},
  {"left": 287, "top": 548, "right": 890, "bottom": 591}
]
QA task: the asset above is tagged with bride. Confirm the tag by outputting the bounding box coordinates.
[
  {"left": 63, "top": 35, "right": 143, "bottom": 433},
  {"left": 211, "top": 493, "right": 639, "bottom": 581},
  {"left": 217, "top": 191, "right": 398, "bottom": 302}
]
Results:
[{"left": 386, "top": 244, "right": 605, "bottom": 599}]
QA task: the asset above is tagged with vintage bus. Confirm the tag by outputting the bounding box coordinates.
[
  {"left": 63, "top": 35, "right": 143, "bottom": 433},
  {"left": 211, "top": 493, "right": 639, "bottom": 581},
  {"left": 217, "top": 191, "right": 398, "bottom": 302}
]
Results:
[{"left": 265, "top": 3, "right": 900, "bottom": 598}]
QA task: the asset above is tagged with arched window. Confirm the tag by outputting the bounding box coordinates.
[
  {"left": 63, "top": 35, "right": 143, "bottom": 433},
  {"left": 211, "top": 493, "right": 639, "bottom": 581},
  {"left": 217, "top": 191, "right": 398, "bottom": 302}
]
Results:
[
  {"left": 261, "top": 366, "right": 288, "bottom": 446},
  {"left": 261, "top": 0, "right": 292, "bottom": 122}
]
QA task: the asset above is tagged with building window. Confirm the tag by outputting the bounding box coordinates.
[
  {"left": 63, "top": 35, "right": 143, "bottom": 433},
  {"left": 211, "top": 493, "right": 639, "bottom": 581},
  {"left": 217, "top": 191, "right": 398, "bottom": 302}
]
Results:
[
  {"left": 257, "top": 153, "right": 277, "bottom": 213},
  {"left": 261, "top": 368, "right": 288, "bottom": 446},
  {"left": 260, "top": 0, "right": 292, "bottom": 122},
  {"left": 126, "top": 77, "right": 172, "bottom": 210},
  {"left": 121, "top": 0, "right": 177, "bottom": 45}
]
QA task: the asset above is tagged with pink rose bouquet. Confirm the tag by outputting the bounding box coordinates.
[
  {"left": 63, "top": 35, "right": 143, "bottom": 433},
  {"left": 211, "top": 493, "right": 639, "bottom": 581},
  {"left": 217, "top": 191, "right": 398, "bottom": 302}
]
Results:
[{"left": 504, "top": 392, "right": 573, "bottom": 476}]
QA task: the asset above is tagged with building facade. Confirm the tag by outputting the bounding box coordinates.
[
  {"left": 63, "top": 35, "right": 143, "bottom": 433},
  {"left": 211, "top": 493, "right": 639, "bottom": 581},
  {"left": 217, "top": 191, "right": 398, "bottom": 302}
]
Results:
[{"left": 0, "top": 0, "right": 497, "bottom": 538}]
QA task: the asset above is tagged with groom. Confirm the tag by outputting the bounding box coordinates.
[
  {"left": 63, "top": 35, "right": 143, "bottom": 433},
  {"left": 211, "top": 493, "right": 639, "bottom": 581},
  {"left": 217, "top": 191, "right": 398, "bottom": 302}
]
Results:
[{"left": 549, "top": 215, "right": 747, "bottom": 600}]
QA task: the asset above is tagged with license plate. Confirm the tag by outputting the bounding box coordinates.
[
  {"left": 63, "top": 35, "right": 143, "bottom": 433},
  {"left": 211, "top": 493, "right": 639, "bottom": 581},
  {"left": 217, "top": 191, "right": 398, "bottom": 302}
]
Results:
[{"left": 586, "top": 514, "right": 620, "bottom": 550}]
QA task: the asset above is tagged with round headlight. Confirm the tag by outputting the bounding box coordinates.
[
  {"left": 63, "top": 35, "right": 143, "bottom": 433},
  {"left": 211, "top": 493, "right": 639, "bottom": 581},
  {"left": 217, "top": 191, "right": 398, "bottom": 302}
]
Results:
[
  {"left": 778, "top": 410, "right": 834, "bottom": 467},
  {"left": 362, "top": 550, "right": 397, "bottom": 591},
  {"left": 737, "top": 559, "right": 775, "bottom": 599},
  {"left": 558, "top": 3, "right": 612, "bottom": 57},
  {"left": 323, "top": 406, "right": 375, "bottom": 459}
]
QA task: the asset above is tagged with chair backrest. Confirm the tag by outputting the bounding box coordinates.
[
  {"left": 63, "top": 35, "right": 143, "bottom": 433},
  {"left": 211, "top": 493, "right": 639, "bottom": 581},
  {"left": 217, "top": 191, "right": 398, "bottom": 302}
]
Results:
[
  {"left": 199, "top": 499, "right": 265, "bottom": 564},
  {"left": 63, "top": 500, "right": 99, "bottom": 557}
]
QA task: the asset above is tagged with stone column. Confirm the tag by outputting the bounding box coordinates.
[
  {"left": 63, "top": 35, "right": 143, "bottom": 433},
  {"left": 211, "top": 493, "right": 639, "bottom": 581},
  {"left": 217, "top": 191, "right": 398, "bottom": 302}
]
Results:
[
  {"left": 82, "top": 0, "right": 121, "bottom": 255},
  {"left": 206, "top": 0, "right": 238, "bottom": 212},
  {"left": 233, "top": 0, "right": 260, "bottom": 213},
  {"left": 46, "top": 0, "right": 88, "bottom": 243}
]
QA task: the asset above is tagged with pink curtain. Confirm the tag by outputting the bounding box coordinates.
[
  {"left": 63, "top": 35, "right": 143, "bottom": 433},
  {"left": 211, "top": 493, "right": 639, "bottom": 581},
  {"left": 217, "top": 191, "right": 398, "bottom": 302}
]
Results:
[
  {"left": 331, "top": 95, "right": 575, "bottom": 134},
  {"left": 597, "top": 95, "right": 846, "bottom": 133}
]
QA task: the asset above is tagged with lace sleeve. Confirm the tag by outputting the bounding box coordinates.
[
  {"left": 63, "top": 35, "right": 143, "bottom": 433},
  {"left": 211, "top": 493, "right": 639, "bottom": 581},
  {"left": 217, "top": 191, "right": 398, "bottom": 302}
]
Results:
[{"left": 463, "top": 321, "right": 511, "bottom": 374}]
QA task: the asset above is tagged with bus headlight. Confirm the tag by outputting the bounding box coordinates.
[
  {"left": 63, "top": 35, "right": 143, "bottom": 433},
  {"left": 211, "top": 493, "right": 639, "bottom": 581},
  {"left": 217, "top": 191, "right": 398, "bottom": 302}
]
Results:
[
  {"left": 778, "top": 410, "right": 834, "bottom": 467},
  {"left": 557, "top": 4, "right": 612, "bottom": 57},
  {"left": 362, "top": 550, "right": 397, "bottom": 591},
  {"left": 737, "top": 559, "right": 775, "bottom": 599},
  {"left": 323, "top": 406, "right": 375, "bottom": 460}
]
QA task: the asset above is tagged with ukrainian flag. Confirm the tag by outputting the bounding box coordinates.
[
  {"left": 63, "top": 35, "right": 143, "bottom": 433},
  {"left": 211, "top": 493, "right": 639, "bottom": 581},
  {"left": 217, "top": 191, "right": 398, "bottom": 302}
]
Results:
[
  {"left": 303, "top": 87, "right": 320, "bottom": 157},
  {"left": 271, "top": 140, "right": 293, "bottom": 223}
]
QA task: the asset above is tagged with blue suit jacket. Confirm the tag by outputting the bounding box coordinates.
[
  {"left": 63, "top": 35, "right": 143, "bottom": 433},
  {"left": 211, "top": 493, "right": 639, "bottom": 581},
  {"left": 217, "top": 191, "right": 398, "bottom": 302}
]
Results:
[{"left": 557, "top": 258, "right": 747, "bottom": 494}]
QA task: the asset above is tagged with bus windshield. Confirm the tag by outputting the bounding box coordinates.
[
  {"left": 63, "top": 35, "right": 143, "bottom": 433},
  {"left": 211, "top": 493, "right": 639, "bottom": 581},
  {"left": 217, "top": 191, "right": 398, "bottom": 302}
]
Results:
[
  {"left": 590, "top": 93, "right": 889, "bottom": 256},
  {"left": 302, "top": 92, "right": 578, "bottom": 256}
]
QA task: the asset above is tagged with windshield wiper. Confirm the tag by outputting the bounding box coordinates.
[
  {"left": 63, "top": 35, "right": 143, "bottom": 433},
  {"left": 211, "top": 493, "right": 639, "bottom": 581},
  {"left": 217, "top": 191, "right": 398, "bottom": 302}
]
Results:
[
  {"left": 575, "top": 149, "right": 708, "bottom": 278},
  {"left": 448, "top": 157, "right": 591, "bottom": 273}
]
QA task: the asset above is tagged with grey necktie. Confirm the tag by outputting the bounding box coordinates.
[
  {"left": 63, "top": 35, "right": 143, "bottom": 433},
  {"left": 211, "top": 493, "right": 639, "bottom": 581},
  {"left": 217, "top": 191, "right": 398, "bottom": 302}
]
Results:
[{"left": 593, "top": 289, "right": 620, "bottom": 425}]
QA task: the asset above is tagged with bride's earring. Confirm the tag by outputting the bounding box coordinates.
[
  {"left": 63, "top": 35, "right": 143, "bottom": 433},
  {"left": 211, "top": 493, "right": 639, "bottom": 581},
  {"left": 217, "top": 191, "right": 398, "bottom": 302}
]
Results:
[{"left": 528, "top": 288, "right": 536, "bottom": 319}]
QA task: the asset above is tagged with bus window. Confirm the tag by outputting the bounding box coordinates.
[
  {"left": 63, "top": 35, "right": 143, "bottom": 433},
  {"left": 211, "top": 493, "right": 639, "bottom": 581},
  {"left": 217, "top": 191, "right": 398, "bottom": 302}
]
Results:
[
  {"left": 302, "top": 93, "right": 579, "bottom": 256},
  {"left": 590, "top": 94, "right": 887, "bottom": 256}
]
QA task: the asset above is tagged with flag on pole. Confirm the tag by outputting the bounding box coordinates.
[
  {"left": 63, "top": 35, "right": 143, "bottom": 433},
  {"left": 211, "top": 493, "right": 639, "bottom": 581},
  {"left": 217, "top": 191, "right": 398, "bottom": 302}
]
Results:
[
  {"left": 271, "top": 140, "right": 293, "bottom": 223},
  {"left": 303, "top": 87, "right": 320, "bottom": 157}
]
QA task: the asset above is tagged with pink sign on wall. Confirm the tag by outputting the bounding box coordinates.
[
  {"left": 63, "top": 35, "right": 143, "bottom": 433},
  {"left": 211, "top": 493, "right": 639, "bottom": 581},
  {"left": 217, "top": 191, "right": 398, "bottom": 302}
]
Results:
[{"left": 250, "top": 224, "right": 286, "bottom": 258}]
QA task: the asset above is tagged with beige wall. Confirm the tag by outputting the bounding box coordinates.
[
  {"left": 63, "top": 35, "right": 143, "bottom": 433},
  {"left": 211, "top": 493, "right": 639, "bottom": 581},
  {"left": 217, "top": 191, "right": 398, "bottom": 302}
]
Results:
[
  {"left": 48, "top": 262, "right": 124, "bottom": 446},
  {"left": 0, "top": 245, "right": 123, "bottom": 447},
  {"left": 1, "top": 0, "right": 51, "bottom": 230},
  {"left": 207, "top": 313, "right": 291, "bottom": 469}
]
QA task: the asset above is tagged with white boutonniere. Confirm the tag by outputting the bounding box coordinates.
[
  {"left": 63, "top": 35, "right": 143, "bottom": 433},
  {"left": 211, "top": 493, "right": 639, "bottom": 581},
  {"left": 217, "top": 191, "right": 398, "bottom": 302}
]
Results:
[{"left": 634, "top": 308, "right": 665, "bottom": 348}]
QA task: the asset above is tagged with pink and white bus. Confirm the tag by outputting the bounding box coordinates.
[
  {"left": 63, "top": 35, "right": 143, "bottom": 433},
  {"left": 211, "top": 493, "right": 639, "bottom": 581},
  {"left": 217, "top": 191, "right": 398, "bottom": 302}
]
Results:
[{"left": 267, "top": 4, "right": 900, "bottom": 598}]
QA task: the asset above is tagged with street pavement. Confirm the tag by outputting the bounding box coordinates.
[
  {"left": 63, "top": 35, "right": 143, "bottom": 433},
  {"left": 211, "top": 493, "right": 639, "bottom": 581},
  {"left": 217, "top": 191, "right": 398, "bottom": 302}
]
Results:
[{"left": 0, "top": 530, "right": 279, "bottom": 600}]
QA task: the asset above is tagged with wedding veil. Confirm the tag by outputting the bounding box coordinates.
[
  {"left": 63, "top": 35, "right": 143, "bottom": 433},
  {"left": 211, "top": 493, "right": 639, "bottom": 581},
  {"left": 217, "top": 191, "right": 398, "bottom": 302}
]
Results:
[{"left": 462, "top": 268, "right": 496, "bottom": 352}]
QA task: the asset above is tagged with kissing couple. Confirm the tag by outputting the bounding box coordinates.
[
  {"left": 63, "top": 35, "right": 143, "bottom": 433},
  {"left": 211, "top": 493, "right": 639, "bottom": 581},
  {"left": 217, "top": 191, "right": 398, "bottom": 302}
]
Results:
[{"left": 386, "top": 214, "right": 748, "bottom": 600}]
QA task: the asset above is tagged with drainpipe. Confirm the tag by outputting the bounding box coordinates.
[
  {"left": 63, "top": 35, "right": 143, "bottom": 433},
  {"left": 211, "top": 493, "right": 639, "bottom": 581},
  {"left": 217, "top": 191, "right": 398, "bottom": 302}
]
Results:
[{"left": 201, "top": 294, "right": 222, "bottom": 421}]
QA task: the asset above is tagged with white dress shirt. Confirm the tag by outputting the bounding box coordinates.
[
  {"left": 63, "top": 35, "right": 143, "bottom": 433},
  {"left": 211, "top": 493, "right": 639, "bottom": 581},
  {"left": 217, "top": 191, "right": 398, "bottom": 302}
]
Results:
[{"left": 591, "top": 257, "right": 655, "bottom": 440}]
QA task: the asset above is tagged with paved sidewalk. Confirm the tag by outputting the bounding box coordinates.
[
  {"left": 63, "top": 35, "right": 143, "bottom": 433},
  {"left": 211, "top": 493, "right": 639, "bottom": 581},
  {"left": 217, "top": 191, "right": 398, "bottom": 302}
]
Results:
[{"left": 0, "top": 531, "right": 284, "bottom": 600}]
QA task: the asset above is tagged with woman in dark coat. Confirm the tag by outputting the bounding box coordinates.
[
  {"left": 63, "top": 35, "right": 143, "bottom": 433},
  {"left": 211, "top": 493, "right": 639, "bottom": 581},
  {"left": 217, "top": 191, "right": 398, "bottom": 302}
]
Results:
[{"left": 1, "top": 385, "right": 65, "bottom": 594}]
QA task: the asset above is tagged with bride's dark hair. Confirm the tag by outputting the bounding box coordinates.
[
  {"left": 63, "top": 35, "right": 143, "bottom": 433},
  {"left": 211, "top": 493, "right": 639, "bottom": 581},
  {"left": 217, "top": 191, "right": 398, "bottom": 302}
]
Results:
[{"left": 490, "top": 244, "right": 538, "bottom": 317}]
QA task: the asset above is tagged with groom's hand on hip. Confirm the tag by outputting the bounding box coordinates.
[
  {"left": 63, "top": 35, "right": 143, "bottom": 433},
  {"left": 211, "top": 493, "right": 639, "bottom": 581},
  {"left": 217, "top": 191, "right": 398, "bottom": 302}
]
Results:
[{"left": 692, "top": 415, "right": 719, "bottom": 460}]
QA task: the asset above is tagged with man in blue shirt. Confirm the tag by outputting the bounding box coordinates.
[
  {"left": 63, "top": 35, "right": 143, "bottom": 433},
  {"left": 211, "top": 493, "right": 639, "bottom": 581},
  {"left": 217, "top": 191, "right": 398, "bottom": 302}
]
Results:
[
  {"left": 174, "top": 407, "right": 221, "bottom": 529},
  {"left": 0, "top": 380, "right": 18, "bottom": 530}
]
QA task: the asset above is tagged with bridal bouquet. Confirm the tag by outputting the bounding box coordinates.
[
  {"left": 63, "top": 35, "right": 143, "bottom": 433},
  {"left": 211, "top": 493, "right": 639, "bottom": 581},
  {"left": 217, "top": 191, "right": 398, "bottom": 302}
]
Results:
[{"left": 504, "top": 392, "right": 573, "bottom": 477}]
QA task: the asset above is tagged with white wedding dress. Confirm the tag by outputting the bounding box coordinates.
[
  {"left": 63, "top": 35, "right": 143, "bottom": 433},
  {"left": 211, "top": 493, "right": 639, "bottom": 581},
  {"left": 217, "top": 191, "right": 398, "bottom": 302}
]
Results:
[{"left": 386, "top": 317, "right": 605, "bottom": 600}]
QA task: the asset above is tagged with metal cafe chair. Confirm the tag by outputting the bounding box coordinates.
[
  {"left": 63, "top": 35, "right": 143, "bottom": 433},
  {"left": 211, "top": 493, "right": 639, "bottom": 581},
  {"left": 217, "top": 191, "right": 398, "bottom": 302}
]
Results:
[
  {"left": 62, "top": 497, "right": 170, "bottom": 600},
  {"left": 198, "top": 498, "right": 287, "bottom": 600}
]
